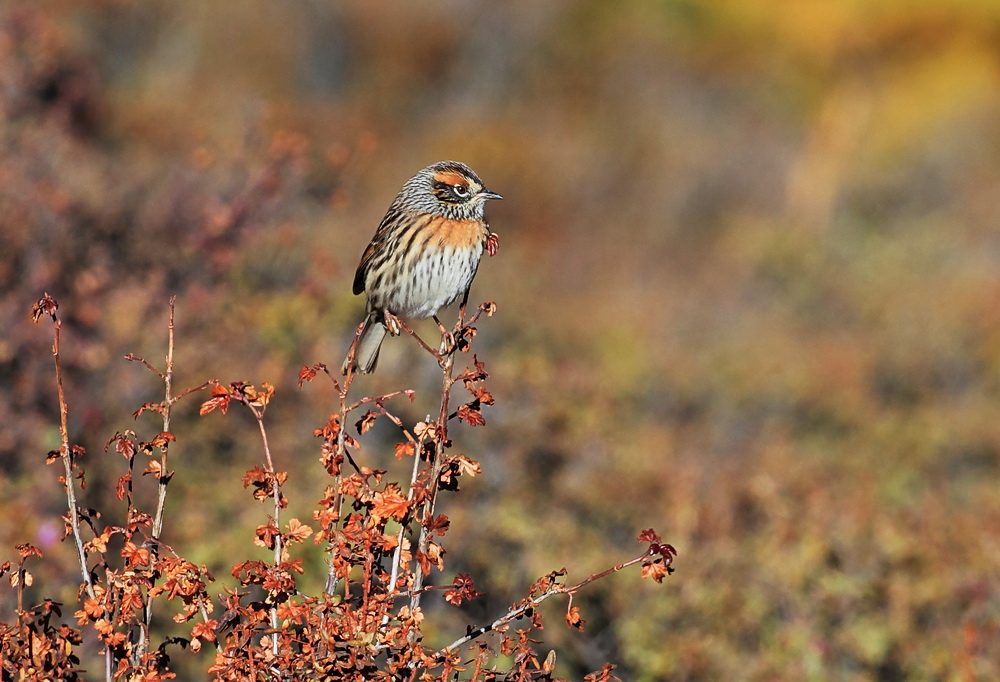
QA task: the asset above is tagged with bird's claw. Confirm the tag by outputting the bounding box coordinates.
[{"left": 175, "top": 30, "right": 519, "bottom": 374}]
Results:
[
  {"left": 384, "top": 311, "right": 403, "bottom": 336},
  {"left": 438, "top": 330, "right": 456, "bottom": 356}
]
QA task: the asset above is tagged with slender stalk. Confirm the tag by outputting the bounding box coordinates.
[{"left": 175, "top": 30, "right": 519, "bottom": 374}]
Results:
[
  {"left": 379, "top": 426, "right": 429, "bottom": 635},
  {"left": 152, "top": 295, "right": 176, "bottom": 538},
  {"left": 51, "top": 319, "right": 94, "bottom": 599},
  {"left": 389, "top": 433, "right": 424, "bottom": 594},
  {"left": 325, "top": 326, "right": 362, "bottom": 596},
  {"left": 37, "top": 298, "right": 113, "bottom": 681},
  {"left": 252, "top": 408, "right": 282, "bottom": 658},
  {"left": 409, "top": 340, "right": 456, "bottom": 614},
  {"left": 138, "top": 296, "right": 177, "bottom": 663}
]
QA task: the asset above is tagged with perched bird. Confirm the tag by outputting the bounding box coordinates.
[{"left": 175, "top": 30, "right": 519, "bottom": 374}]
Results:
[{"left": 343, "top": 161, "right": 502, "bottom": 374}]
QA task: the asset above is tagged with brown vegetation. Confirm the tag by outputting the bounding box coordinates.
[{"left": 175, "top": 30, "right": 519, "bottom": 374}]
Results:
[{"left": 2, "top": 1, "right": 1000, "bottom": 679}]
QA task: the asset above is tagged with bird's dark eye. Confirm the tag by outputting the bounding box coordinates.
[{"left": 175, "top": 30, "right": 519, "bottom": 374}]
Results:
[{"left": 453, "top": 184, "right": 469, "bottom": 197}]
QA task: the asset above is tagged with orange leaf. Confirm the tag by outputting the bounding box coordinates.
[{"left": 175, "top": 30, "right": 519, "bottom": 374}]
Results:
[
  {"left": 454, "top": 455, "right": 481, "bottom": 477},
  {"left": 641, "top": 559, "right": 670, "bottom": 583},
  {"left": 372, "top": 486, "right": 410, "bottom": 521},
  {"left": 637, "top": 528, "right": 661, "bottom": 543},
  {"left": 456, "top": 403, "right": 486, "bottom": 427},
  {"left": 199, "top": 385, "right": 230, "bottom": 416},
  {"left": 565, "top": 605, "right": 585, "bottom": 630},
  {"left": 297, "top": 365, "right": 317, "bottom": 387},
  {"left": 356, "top": 410, "right": 378, "bottom": 435},
  {"left": 285, "top": 518, "right": 313, "bottom": 544},
  {"left": 121, "top": 541, "right": 150, "bottom": 567},
  {"left": 249, "top": 381, "right": 275, "bottom": 408},
  {"left": 148, "top": 431, "right": 176, "bottom": 449}
]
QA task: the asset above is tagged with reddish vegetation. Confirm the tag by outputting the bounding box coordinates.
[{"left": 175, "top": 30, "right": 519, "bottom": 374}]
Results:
[{"left": 7, "top": 293, "right": 670, "bottom": 680}]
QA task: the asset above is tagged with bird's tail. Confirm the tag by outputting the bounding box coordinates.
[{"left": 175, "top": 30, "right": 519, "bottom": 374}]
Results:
[{"left": 342, "top": 314, "right": 387, "bottom": 375}]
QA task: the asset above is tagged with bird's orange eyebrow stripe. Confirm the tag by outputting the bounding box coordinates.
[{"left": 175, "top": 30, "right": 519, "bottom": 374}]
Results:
[{"left": 432, "top": 171, "right": 468, "bottom": 186}]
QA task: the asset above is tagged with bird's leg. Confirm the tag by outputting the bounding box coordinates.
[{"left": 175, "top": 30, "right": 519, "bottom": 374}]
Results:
[
  {"left": 395, "top": 316, "right": 444, "bottom": 362},
  {"left": 383, "top": 310, "right": 403, "bottom": 336},
  {"left": 340, "top": 318, "right": 367, "bottom": 381},
  {"left": 457, "top": 289, "right": 471, "bottom": 329},
  {"left": 433, "top": 315, "right": 456, "bottom": 357}
]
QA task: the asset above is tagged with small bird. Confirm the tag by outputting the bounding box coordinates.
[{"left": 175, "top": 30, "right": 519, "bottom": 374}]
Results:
[{"left": 343, "top": 161, "right": 502, "bottom": 374}]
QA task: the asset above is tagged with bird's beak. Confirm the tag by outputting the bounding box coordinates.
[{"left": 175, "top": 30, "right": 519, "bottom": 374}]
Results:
[{"left": 479, "top": 189, "right": 503, "bottom": 201}]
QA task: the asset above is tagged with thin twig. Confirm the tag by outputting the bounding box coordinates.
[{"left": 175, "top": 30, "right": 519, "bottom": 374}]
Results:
[
  {"left": 436, "top": 552, "right": 650, "bottom": 657},
  {"left": 409, "top": 322, "right": 459, "bottom": 615},
  {"left": 381, "top": 424, "right": 430, "bottom": 632},
  {"left": 251, "top": 405, "right": 282, "bottom": 658},
  {"left": 51, "top": 320, "right": 95, "bottom": 601},
  {"left": 134, "top": 297, "right": 178, "bottom": 663},
  {"left": 168, "top": 380, "right": 214, "bottom": 406},
  {"left": 324, "top": 324, "right": 363, "bottom": 596},
  {"left": 33, "top": 295, "right": 113, "bottom": 681},
  {"left": 123, "top": 353, "right": 165, "bottom": 380}
]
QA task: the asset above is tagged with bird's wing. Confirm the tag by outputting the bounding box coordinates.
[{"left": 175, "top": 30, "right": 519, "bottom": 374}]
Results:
[{"left": 353, "top": 205, "right": 404, "bottom": 295}]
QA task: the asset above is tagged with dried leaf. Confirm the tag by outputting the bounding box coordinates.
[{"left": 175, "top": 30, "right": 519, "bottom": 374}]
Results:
[
  {"left": 565, "top": 605, "right": 585, "bottom": 630},
  {"left": 297, "top": 365, "right": 317, "bottom": 387},
  {"left": 285, "top": 518, "right": 313, "bottom": 544},
  {"left": 30, "top": 294, "right": 58, "bottom": 322},
  {"left": 456, "top": 402, "right": 486, "bottom": 427},
  {"left": 454, "top": 455, "right": 481, "bottom": 477},
  {"left": 637, "top": 528, "right": 661, "bottom": 543},
  {"left": 356, "top": 410, "right": 378, "bottom": 435},
  {"left": 394, "top": 442, "right": 415, "bottom": 459},
  {"left": 640, "top": 558, "right": 671, "bottom": 583},
  {"left": 199, "top": 385, "right": 230, "bottom": 416},
  {"left": 543, "top": 650, "right": 557, "bottom": 673},
  {"left": 249, "top": 381, "right": 275, "bottom": 408},
  {"left": 372, "top": 486, "right": 410, "bottom": 521}
]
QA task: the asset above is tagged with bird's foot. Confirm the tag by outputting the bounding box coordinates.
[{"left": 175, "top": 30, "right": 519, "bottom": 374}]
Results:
[{"left": 384, "top": 311, "right": 403, "bottom": 336}]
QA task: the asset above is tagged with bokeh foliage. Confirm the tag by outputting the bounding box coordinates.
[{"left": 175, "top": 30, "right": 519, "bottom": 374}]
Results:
[{"left": 2, "top": 0, "right": 1000, "bottom": 678}]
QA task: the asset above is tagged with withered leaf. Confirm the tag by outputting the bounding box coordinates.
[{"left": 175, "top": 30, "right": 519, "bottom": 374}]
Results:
[
  {"left": 394, "top": 442, "right": 415, "bottom": 460},
  {"left": 30, "top": 294, "right": 58, "bottom": 323},
  {"left": 199, "top": 384, "right": 230, "bottom": 416},
  {"left": 372, "top": 486, "right": 410, "bottom": 521},
  {"left": 356, "top": 410, "right": 378, "bottom": 435},
  {"left": 637, "top": 528, "right": 661, "bottom": 544},
  {"left": 285, "top": 518, "right": 313, "bottom": 544},
  {"left": 297, "top": 365, "right": 318, "bottom": 387},
  {"left": 565, "top": 605, "right": 585, "bottom": 630},
  {"left": 641, "top": 558, "right": 671, "bottom": 583},
  {"left": 456, "top": 402, "right": 486, "bottom": 427}
]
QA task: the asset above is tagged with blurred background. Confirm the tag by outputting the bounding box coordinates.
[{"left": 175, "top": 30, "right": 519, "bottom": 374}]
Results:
[{"left": 2, "top": 0, "right": 1000, "bottom": 679}]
